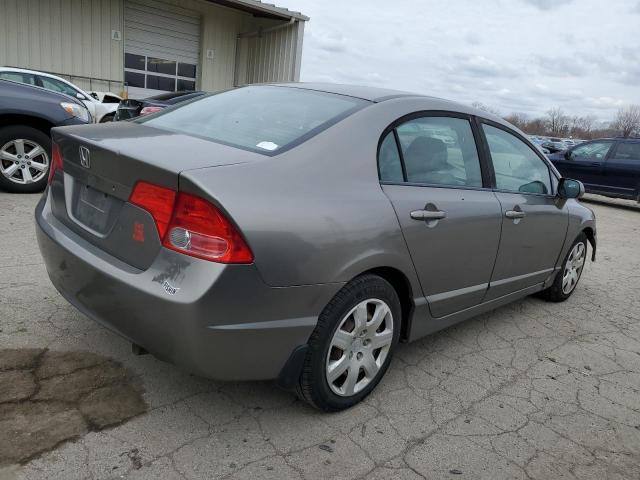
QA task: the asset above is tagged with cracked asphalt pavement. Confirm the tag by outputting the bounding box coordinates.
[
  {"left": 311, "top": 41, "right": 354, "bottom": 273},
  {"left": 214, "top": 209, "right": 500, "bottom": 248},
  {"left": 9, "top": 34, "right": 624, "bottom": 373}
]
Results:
[{"left": 1, "top": 192, "right": 639, "bottom": 479}]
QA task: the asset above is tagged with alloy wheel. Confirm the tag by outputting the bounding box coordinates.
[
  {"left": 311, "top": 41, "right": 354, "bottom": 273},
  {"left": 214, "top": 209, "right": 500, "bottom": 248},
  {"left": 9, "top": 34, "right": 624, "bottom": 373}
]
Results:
[
  {"left": 325, "top": 299, "right": 393, "bottom": 396},
  {"left": 562, "top": 242, "right": 586, "bottom": 294},
  {"left": 0, "top": 139, "right": 49, "bottom": 185}
]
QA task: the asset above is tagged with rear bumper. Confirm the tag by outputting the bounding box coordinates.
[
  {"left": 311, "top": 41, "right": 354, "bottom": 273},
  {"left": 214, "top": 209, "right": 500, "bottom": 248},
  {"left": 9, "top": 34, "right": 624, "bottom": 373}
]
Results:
[{"left": 35, "top": 191, "right": 341, "bottom": 381}]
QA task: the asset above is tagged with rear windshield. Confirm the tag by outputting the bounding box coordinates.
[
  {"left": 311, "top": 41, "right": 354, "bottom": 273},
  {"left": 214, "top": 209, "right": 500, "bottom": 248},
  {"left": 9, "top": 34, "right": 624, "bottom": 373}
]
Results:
[{"left": 139, "top": 86, "right": 368, "bottom": 154}]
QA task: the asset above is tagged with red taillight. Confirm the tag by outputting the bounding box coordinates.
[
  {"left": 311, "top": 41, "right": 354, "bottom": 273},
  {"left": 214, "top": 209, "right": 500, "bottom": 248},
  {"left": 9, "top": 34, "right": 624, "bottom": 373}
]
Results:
[
  {"left": 128, "top": 182, "right": 253, "bottom": 264},
  {"left": 48, "top": 142, "right": 63, "bottom": 185},
  {"left": 129, "top": 182, "right": 176, "bottom": 238},
  {"left": 140, "top": 106, "right": 163, "bottom": 116}
]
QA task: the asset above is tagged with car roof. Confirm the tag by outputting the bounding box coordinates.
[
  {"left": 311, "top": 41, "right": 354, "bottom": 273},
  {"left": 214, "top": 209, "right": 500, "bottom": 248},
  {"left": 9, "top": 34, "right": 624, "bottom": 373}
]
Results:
[
  {"left": 272, "top": 82, "right": 423, "bottom": 102},
  {"left": 0, "top": 66, "right": 90, "bottom": 93},
  {"left": 1, "top": 66, "right": 67, "bottom": 80},
  {"left": 269, "top": 82, "right": 507, "bottom": 125},
  {"left": 0, "top": 77, "right": 85, "bottom": 105}
]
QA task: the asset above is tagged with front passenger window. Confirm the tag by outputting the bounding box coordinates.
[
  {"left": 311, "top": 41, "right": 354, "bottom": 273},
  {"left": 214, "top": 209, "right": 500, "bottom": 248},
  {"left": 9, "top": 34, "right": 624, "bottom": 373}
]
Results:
[
  {"left": 483, "top": 124, "right": 552, "bottom": 195},
  {"left": 39, "top": 77, "right": 79, "bottom": 97},
  {"left": 571, "top": 141, "right": 613, "bottom": 161}
]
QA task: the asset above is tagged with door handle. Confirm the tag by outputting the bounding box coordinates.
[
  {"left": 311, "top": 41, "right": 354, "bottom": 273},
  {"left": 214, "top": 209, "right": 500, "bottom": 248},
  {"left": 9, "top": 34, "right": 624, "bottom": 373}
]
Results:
[
  {"left": 505, "top": 210, "right": 526, "bottom": 219},
  {"left": 410, "top": 209, "right": 447, "bottom": 221}
]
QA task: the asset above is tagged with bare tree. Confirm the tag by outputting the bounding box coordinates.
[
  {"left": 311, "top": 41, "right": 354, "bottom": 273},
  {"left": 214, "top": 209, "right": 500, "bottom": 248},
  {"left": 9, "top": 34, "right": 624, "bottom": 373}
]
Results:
[
  {"left": 611, "top": 105, "right": 640, "bottom": 138},
  {"left": 504, "top": 112, "right": 530, "bottom": 131},
  {"left": 569, "top": 115, "right": 597, "bottom": 138},
  {"left": 545, "top": 107, "right": 569, "bottom": 136}
]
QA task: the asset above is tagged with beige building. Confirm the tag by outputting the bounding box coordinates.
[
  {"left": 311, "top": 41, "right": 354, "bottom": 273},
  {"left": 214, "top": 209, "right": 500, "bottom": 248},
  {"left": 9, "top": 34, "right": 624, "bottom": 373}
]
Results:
[{"left": 0, "top": 0, "right": 307, "bottom": 98}]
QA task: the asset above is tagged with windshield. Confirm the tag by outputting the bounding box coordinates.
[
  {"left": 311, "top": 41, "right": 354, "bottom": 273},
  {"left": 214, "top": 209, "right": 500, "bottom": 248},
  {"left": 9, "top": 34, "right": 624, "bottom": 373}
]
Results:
[{"left": 139, "top": 86, "right": 368, "bottom": 154}]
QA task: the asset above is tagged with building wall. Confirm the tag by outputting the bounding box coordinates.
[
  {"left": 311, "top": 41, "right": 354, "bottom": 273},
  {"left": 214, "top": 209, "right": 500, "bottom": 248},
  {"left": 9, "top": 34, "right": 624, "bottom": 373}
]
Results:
[
  {"left": 0, "top": 0, "right": 125, "bottom": 93},
  {"left": 0, "top": 0, "right": 304, "bottom": 95},
  {"left": 238, "top": 19, "right": 304, "bottom": 85}
]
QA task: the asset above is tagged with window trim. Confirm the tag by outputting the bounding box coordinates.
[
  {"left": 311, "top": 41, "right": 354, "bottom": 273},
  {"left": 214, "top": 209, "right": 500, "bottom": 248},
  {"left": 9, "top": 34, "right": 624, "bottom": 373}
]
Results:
[
  {"left": 476, "top": 118, "right": 559, "bottom": 198},
  {"left": 377, "top": 110, "right": 493, "bottom": 191}
]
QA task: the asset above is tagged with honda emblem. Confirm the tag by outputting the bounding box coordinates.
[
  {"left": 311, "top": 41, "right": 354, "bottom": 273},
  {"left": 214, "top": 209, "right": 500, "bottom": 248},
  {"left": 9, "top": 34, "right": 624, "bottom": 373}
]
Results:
[{"left": 79, "top": 146, "right": 90, "bottom": 169}]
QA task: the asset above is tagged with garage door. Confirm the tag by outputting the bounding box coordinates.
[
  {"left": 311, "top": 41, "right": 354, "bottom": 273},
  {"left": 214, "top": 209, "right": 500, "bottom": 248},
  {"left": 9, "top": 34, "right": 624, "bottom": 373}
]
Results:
[{"left": 124, "top": 0, "right": 201, "bottom": 98}]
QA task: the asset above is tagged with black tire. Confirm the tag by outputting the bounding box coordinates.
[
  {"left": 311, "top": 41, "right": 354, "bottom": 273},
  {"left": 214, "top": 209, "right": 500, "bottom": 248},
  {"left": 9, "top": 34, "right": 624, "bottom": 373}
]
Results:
[
  {"left": 297, "top": 274, "right": 401, "bottom": 411},
  {"left": 0, "top": 125, "right": 51, "bottom": 193},
  {"left": 100, "top": 113, "right": 115, "bottom": 123},
  {"left": 539, "top": 233, "right": 588, "bottom": 302}
]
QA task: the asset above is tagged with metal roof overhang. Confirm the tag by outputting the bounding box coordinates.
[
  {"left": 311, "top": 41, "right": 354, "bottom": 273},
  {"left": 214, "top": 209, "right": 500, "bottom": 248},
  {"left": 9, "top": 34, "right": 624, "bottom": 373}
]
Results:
[{"left": 205, "top": 0, "right": 309, "bottom": 21}]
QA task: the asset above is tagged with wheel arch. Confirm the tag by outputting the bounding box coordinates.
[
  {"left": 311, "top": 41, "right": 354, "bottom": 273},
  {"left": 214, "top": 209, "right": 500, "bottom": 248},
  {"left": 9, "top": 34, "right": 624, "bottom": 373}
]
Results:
[
  {"left": 0, "top": 114, "right": 54, "bottom": 139},
  {"left": 582, "top": 226, "right": 596, "bottom": 261},
  {"left": 357, "top": 266, "right": 415, "bottom": 342}
]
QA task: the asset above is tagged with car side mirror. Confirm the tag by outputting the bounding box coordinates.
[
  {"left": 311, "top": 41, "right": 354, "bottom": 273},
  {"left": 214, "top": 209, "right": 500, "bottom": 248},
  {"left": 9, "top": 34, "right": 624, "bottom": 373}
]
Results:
[
  {"left": 564, "top": 150, "right": 573, "bottom": 160},
  {"left": 557, "top": 178, "right": 584, "bottom": 199}
]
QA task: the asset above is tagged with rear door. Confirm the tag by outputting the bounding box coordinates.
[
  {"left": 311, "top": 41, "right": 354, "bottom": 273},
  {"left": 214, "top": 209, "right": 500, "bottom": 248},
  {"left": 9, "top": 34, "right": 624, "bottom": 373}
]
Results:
[
  {"left": 380, "top": 114, "right": 502, "bottom": 318},
  {"left": 604, "top": 140, "right": 640, "bottom": 199},
  {"left": 554, "top": 140, "right": 614, "bottom": 192},
  {"left": 480, "top": 122, "right": 569, "bottom": 300}
]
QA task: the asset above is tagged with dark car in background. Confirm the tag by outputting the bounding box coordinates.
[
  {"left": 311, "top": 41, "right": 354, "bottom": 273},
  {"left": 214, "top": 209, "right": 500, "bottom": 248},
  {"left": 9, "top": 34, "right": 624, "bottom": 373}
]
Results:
[
  {"left": 114, "top": 91, "right": 206, "bottom": 121},
  {"left": 542, "top": 138, "right": 567, "bottom": 153},
  {"left": 0, "top": 79, "right": 90, "bottom": 193},
  {"left": 549, "top": 137, "right": 640, "bottom": 201}
]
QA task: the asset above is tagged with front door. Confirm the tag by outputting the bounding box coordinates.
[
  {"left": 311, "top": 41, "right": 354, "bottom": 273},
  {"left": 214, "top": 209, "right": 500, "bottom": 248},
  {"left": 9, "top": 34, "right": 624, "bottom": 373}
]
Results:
[
  {"left": 379, "top": 115, "right": 502, "bottom": 318},
  {"left": 554, "top": 140, "right": 614, "bottom": 192},
  {"left": 480, "top": 123, "right": 569, "bottom": 300}
]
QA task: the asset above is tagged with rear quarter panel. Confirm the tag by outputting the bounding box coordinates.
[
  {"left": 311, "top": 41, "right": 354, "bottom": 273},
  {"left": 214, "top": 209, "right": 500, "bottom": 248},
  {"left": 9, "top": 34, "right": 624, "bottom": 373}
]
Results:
[{"left": 179, "top": 98, "right": 449, "bottom": 291}]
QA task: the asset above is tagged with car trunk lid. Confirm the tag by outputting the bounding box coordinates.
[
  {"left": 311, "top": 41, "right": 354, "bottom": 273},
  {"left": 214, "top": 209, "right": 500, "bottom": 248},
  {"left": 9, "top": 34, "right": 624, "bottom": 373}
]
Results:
[{"left": 49, "top": 122, "right": 259, "bottom": 270}]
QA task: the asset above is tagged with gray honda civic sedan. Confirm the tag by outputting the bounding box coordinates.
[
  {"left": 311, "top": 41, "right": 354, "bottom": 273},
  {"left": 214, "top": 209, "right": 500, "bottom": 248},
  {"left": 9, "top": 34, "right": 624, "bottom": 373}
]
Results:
[{"left": 36, "top": 83, "right": 596, "bottom": 411}]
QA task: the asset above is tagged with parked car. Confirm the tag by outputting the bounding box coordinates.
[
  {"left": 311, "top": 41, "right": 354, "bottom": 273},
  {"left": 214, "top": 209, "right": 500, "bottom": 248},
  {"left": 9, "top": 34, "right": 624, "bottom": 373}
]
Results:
[
  {"left": 0, "top": 67, "right": 118, "bottom": 123},
  {"left": 36, "top": 84, "right": 596, "bottom": 411},
  {"left": 528, "top": 136, "right": 550, "bottom": 155},
  {"left": 114, "top": 90, "right": 206, "bottom": 120},
  {"left": 542, "top": 138, "right": 567, "bottom": 153},
  {"left": 0, "top": 78, "right": 89, "bottom": 193},
  {"left": 549, "top": 137, "right": 640, "bottom": 201},
  {"left": 88, "top": 91, "right": 123, "bottom": 105}
]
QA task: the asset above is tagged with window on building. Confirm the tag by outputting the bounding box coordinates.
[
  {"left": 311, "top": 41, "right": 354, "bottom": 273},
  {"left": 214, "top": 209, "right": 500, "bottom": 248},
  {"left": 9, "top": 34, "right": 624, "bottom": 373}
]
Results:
[
  {"left": 124, "top": 53, "right": 197, "bottom": 93},
  {"left": 178, "top": 63, "right": 197, "bottom": 79},
  {"left": 146, "top": 75, "right": 175, "bottom": 92},
  {"left": 124, "top": 71, "right": 145, "bottom": 88}
]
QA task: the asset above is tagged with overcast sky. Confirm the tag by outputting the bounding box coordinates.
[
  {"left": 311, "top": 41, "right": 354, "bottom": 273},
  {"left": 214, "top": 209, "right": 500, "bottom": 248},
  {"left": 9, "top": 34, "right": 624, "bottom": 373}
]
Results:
[{"left": 285, "top": 0, "right": 639, "bottom": 122}]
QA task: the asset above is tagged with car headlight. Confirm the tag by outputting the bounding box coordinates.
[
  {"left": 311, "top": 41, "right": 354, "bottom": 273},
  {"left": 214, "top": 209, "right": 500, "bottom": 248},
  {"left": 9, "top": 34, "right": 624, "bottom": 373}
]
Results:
[{"left": 60, "top": 102, "right": 90, "bottom": 123}]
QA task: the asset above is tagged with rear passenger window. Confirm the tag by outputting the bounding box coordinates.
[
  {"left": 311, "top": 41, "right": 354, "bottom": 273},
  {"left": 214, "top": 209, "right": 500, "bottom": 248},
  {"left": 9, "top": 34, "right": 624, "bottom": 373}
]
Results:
[
  {"left": 0, "top": 72, "right": 36, "bottom": 85},
  {"left": 483, "top": 124, "right": 552, "bottom": 195},
  {"left": 613, "top": 142, "right": 640, "bottom": 161},
  {"left": 389, "top": 116, "right": 482, "bottom": 187},
  {"left": 378, "top": 132, "right": 404, "bottom": 182}
]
